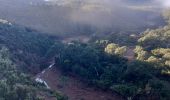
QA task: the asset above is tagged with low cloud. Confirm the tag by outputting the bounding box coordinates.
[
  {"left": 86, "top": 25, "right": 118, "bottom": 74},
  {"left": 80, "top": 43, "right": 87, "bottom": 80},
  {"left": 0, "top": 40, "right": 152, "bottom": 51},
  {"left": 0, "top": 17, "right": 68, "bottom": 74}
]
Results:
[
  {"left": 154, "top": 0, "right": 170, "bottom": 8},
  {"left": 0, "top": 0, "right": 166, "bottom": 35}
]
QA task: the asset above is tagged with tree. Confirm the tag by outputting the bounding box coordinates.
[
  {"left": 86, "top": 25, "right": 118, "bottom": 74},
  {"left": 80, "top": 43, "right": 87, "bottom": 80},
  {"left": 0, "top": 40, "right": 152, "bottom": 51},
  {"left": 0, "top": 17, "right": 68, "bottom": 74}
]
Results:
[
  {"left": 115, "top": 46, "right": 127, "bottom": 56},
  {"left": 105, "top": 43, "right": 127, "bottom": 56},
  {"left": 134, "top": 46, "right": 148, "bottom": 61},
  {"left": 105, "top": 43, "right": 119, "bottom": 55},
  {"left": 146, "top": 56, "right": 160, "bottom": 63},
  {"left": 0, "top": 47, "right": 53, "bottom": 100}
]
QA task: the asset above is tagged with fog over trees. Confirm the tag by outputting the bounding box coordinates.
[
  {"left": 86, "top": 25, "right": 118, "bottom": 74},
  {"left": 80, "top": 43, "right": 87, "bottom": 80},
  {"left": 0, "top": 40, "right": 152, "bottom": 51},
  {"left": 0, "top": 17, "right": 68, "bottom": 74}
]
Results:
[
  {"left": 0, "top": 0, "right": 170, "bottom": 100},
  {"left": 0, "top": 0, "right": 166, "bottom": 36}
]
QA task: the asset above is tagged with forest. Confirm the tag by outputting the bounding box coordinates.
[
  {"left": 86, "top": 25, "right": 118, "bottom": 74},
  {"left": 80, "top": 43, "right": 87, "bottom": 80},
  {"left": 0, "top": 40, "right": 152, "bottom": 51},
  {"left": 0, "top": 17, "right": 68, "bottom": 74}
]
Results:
[
  {"left": 0, "top": 0, "right": 169, "bottom": 100},
  {"left": 44, "top": 10, "right": 170, "bottom": 100}
]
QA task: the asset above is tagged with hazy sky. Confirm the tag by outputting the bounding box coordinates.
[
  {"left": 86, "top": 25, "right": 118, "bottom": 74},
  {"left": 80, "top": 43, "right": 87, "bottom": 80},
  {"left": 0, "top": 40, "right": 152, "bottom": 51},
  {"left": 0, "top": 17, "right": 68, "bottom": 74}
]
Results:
[
  {"left": 43, "top": 0, "right": 170, "bottom": 7},
  {"left": 157, "top": 0, "right": 170, "bottom": 7}
]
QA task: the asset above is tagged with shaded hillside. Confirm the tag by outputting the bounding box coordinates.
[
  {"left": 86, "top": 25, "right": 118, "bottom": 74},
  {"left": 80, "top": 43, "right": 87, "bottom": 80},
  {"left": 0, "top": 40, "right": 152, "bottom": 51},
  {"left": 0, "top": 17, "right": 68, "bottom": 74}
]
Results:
[
  {"left": 0, "top": 19, "right": 67, "bottom": 100},
  {"left": 0, "top": 46, "right": 66, "bottom": 100},
  {"left": 0, "top": 19, "right": 55, "bottom": 72}
]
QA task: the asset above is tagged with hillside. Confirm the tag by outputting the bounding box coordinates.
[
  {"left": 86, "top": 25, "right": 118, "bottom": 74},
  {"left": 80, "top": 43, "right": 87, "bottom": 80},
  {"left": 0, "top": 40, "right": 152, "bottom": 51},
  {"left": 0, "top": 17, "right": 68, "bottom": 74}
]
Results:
[
  {"left": 0, "top": 1, "right": 170, "bottom": 100},
  {"left": 0, "top": 19, "right": 55, "bottom": 72},
  {"left": 0, "top": 19, "right": 71, "bottom": 100},
  {"left": 41, "top": 10, "right": 170, "bottom": 100},
  {"left": 0, "top": 16, "right": 170, "bottom": 100}
]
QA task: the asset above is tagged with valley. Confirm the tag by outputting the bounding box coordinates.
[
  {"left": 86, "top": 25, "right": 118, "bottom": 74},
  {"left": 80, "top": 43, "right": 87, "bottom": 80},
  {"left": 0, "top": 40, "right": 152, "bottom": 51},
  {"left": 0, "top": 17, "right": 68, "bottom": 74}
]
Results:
[
  {"left": 37, "top": 63, "right": 124, "bottom": 100},
  {"left": 0, "top": 0, "right": 170, "bottom": 100}
]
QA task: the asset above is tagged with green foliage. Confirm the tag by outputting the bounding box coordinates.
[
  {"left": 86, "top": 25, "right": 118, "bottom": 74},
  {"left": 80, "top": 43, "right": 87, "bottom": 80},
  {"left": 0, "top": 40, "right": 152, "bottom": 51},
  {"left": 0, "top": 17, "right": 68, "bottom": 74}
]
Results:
[
  {"left": 150, "top": 48, "right": 170, "bottom": 66},
  {"left": 0, "top": 22, "right": 54, "bottom": 72},
  {"left": 129, "top": 13, "right": 170, "bottom": 99},
  {"left": 134, "top": 46, "right": 148, "bottom": 61},
  {"left": 0, "top": 46, "right": 66, "bottom": 100},
  {"left": 111, "top": 84, "right": 138, "bottom": 99},
  {"left": 105, "top": 43, "right": 127, "bottom": 56},
  {"left": 135, "top": 18, "right": 170, "bottom": 74},
  {"left": 163, "top": 10, "right": 170, "bottom": 24},
  {"left": 49, "top": 40, "right": 170, "bottom": 99},
  {"left": 45, "top": 41, "right": 64, "bottom": 59},
  {"left": 115, "top": 46, "right": 127, "bottom": 55},
  {"left": 56, "top": 42, "right": 127, "bottom": 89},
  {"left": 0, "top": 47, "right": 38, "bottom": 100},
  {"left": 105, "top": 43, "right": 119, "bottom": 55},
  {"left": 138, "top": 26, "right": 170, "bottom": 50},
  {"left": 104, "top": 33, "right": 138, "bottom": 46},
  {"left": 149, "top": 79, "right": 170, "bottom": 100},
  {"left": 146, "top": 56, "right": 160, "bottom": 63},
  {"left": 51, "top": 91, "right": 68, "bottom": 100},
  {"left": 0, "top": 11, "right": 169, "bottom": 100}
]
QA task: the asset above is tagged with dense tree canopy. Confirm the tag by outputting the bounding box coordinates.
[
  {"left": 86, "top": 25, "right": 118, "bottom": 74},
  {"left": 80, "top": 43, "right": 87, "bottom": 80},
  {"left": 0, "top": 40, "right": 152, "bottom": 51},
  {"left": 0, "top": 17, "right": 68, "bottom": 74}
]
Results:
[
  {"left": 0, "top": 46, "right": 39, "bottom": 100},
  {"left": 46, "top": 40, "right": 170, "bottom": 100},
  {"left": 0, "top": 21, "right": 67, "bottom": 100},
  {"left": 0, "top": 9, "right": 170, "bottom": 100},
  {"left": 105, "top": 43, "right": 127, "bottom": 56},
  {"left": 0, "top": 22, "right": 55, "bottom": 72}
]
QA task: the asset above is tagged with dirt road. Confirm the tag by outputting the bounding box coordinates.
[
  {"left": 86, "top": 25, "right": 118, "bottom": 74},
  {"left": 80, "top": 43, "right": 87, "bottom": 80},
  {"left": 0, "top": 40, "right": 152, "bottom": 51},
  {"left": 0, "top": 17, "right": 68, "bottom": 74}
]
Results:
[{"left": 37, "top": 64, "right": 125, "bottom": 100}]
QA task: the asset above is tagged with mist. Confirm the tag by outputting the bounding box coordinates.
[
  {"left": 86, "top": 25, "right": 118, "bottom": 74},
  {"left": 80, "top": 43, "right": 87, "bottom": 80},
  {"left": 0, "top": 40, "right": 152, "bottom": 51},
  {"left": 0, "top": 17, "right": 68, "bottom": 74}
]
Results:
[
  {"left": 0, "top": 0, "right": 167, "bottom": 36},
  {"left": 156, "top": 0, "right": 170, "bottom": 8}
]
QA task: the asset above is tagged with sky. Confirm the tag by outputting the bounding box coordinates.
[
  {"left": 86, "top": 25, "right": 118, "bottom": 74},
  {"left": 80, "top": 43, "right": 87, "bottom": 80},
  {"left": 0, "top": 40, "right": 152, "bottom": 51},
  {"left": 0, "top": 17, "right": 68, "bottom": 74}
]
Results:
[
  {"left": 157, "top": 0, "right": 170, "bottom": 7},
  {"left": 43, "top": 0, "right": 170, "bottom": 7}
]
